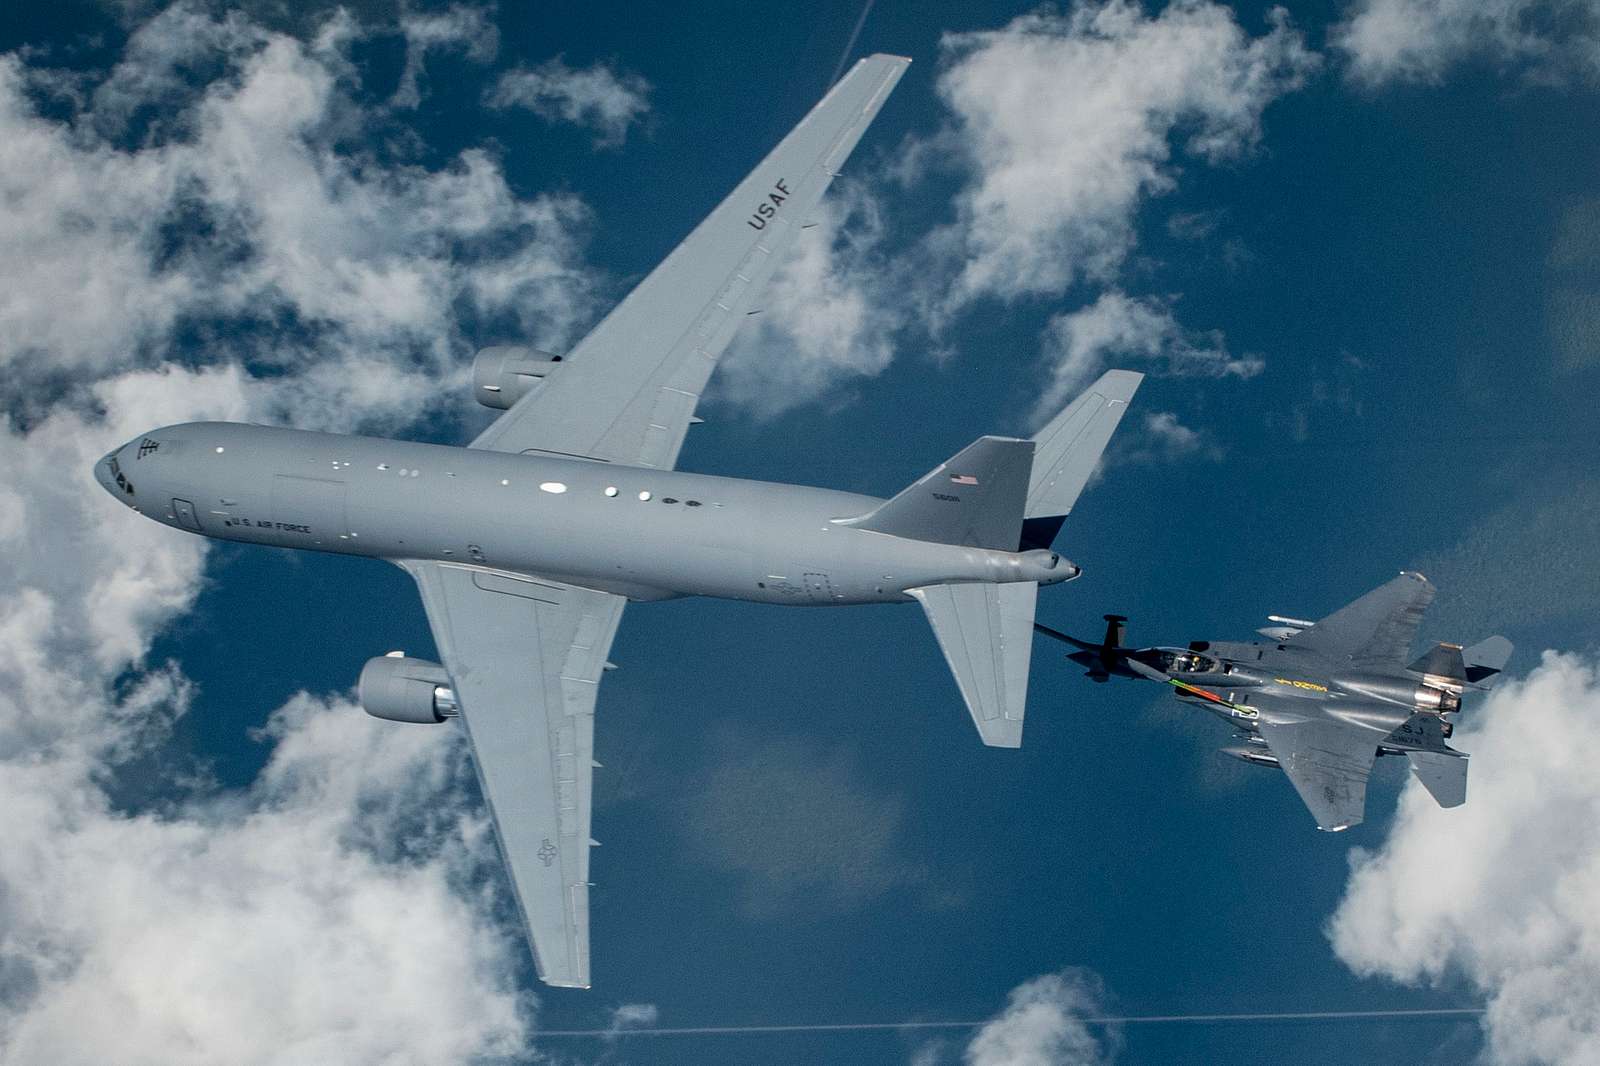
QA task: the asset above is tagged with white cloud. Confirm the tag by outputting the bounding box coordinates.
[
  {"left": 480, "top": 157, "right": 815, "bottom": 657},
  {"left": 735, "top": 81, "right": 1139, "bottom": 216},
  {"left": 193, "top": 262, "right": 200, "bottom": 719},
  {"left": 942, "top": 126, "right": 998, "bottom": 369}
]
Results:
[
  {"left": 0, "top": 6, "right": 627, "bottom": 1059},
  {"left": 0, "top": 369, "right": 534, "bottom": 1062},
  {"left": 86, "top": 3, "right": 268, "bottom": 135},
  {"left": 1124, "top": 410, "right": 1224, "bottom": 464},
  {"left": 715, "top": 2, "right": 1301, "bottom": 422},
  {"left": 392, "top": 4, "right": 498, "bottom": 109},
  {"left": 926, "top": 0, "right": 1316, "bottom": 316},
  {"left": 0, "top": 696, "right": 527, "bottom": 1065},
  {"left": 487, "top": 56, "right": 651, "bottom": 148},
  {"left": 606, "top": 1002, "right": 660, "bottom": 1037},
  {"left": 1328, "top": 652, "right": 1600, "bottom": 1066},
  {"left": 962, "top": 969, "right": 1118, "bottom": 1066},
  {"left": 0, "top": 2, "right": 601, "bottom": 425},
  {"left": 1335, "top": 0, "right": 1600, "bottom": 86},
  {"left": 1033, "top": 290, "right": 1261, "bottom": 426},
  {"left": 715, "top": 183, "right": 903, "bottom": 418}
]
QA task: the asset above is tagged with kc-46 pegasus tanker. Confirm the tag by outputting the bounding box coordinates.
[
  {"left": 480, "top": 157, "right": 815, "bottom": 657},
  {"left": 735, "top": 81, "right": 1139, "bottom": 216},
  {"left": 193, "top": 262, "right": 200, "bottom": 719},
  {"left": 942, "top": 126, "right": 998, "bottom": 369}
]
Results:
[
  {"left": 93, "top": 56, "right": 1145, "bottom": 987},
  {"left": 1037, "top": 572, "right": 1512, "bottom": 831}
]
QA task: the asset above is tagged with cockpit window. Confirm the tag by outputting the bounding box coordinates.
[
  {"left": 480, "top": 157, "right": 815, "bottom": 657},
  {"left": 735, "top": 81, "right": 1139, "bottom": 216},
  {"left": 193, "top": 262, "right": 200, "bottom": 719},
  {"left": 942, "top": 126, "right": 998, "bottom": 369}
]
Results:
[
  {"left": 1158, "top": 650, "right": 1221, "bottom": 674},
  {"left": 108, "top": 456, "right": 135, "bottom": 495}
]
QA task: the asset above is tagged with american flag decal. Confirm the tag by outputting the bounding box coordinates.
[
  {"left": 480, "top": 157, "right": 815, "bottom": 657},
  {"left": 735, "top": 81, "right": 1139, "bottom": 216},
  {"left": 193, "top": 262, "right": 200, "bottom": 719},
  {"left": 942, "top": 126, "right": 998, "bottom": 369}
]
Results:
[{"left": 949, "top": 474, "right": 979, "bottom": 486}]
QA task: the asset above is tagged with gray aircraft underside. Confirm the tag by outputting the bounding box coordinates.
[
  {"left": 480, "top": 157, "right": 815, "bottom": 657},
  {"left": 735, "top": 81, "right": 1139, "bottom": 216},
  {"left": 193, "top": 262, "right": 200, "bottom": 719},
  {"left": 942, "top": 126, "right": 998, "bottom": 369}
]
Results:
[
  {"left": 92, "top": 55, "right": 1145, "bottom": 989},
  {"left": 1037, "top": 571, "right": 1514, "bottom": 832}
]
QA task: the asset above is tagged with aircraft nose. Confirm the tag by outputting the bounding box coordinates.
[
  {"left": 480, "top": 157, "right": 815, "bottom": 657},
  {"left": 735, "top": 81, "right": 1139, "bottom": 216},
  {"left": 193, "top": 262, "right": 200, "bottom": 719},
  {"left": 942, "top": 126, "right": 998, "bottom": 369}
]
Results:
[
  {"left": 93, "top": 452, "right": 118, "bottom": 495},
  {"left": 93, "top": 444, "right": 135, "bottom": 503}
]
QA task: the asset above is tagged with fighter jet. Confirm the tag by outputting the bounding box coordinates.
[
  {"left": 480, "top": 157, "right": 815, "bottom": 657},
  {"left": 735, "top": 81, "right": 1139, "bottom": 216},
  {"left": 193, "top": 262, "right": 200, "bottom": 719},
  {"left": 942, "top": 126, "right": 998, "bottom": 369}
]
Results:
[
  {"left": 92, "top": 56, "right": 1145, "bottom": 988},
  {"left": 1036, "top": 572, "right": 1512, "bottom": 831}
]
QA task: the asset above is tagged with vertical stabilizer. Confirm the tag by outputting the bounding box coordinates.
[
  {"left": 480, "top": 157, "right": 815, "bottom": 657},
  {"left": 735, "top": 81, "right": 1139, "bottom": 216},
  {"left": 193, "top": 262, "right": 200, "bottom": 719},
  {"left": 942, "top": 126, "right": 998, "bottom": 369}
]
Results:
[
  {"left": 1021, "top": 370, "right": 1143, "bottom": 549},
  {"left": 838, "top": 436, "right": 1033, "bottom": 549},
  {"left": 908, "top": 580, "right": 1038, "bottom": 747},
  {"left": 1463, "top": 636, "right": 1513, "bottom": 689}
]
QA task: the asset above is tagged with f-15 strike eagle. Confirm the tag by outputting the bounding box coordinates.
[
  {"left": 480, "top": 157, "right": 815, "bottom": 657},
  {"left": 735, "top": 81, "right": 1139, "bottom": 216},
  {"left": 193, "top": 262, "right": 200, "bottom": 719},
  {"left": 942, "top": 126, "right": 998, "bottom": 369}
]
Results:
[
  {"left": 1037, "top": 572, "right": 1512, "bottom": 832},
  {"left": 92, "top": 55, "right": 1145, "bottom": 988}
]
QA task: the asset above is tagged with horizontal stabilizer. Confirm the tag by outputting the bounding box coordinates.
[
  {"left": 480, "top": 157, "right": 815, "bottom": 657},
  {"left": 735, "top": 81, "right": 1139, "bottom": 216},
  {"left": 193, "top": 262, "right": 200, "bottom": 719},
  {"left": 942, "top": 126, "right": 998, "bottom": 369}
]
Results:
[
  {"left": 1025, "top": 369, "right": 1143, "bottom": 524},
  {"left": 909, "top": 580, "right": 1038, "bottom": 747},
  {"left": 1408, "top": 750, "right": 1468, "bottom": 808},
  {"left": 1384, "top": 712, "right": 1462, "bottom": 755},
  {"left": 840, "top": 436, "right": 1034, "bottom": 550},
  {"left": 1463, "top": 635, "right": 1513, "bottom": 689}
]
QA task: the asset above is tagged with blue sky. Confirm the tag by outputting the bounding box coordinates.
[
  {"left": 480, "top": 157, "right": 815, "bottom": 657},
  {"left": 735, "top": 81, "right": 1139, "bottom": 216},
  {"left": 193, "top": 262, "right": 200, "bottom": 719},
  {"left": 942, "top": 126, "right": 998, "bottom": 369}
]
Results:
[{"left": 3, "top": 2, "right": 1600, "bottom": 1064}]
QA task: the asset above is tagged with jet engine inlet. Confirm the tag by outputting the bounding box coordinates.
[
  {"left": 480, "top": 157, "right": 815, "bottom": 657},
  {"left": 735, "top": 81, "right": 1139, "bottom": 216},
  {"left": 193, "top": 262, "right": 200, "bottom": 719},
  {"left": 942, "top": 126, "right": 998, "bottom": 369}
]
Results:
[
  {"left": 359, "top": 655, "right": 458, "bottom": 723},
  {"left": 473, "top": 346, "right": 563, "bottom": 410}
]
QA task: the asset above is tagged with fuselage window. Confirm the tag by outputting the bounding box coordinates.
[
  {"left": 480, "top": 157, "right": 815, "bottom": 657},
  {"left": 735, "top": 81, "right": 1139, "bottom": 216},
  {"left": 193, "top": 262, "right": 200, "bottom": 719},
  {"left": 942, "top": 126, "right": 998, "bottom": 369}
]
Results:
[
  {"left": 661, "top": 497, "right": 678, "bottom": 504},
  {"left": 501, "top": 479, "right": 510, "bottom": 486},
  {"left": 604, "top": 486, "right": 619, "bottom": 497},
  {"left": 539, "top": 482, "right": 567, "bottom": 494},
  {"left": 637, "top": 491, "right": 651, "bottom": 501},
  {"left": 685, "top": 500, "right": 702, "bottom": 507}
]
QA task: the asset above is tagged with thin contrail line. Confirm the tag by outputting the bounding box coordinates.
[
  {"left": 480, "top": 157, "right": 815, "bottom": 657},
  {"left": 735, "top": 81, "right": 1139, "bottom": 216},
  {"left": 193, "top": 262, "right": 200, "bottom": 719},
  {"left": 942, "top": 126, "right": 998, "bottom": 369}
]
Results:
[
  {"left": 828, "top": 0, "right": 880, "bottom": 88},
  {"left": 541, "top": 1007, "right": 1485, "bottom": 1038}
]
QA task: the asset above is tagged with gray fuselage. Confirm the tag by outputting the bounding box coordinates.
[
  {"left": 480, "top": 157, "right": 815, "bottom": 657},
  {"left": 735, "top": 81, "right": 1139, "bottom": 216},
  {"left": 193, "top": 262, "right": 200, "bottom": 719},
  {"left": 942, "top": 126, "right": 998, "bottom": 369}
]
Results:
[
  {"left": 1166, "top": 640, "right": 1456, "bottom": 739},
  {"left": 95, "top": 422, "right": 1074, "bottom": 604}
]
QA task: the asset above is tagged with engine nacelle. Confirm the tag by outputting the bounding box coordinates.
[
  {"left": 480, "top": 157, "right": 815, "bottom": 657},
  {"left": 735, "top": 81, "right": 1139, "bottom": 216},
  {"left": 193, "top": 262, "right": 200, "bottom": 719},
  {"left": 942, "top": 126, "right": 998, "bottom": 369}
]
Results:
[
  {"left": 358, "top": 654, "right": 459, "bottom": 724},
  {"left": 472, "top": 346, "right": 562, "bottom": 410},
  {"left": 1412, "top": 685, "right": 1461, "bottom": 713},
  {"left": 1336, "top": 673, "right": 1462, "bottom": 713}
]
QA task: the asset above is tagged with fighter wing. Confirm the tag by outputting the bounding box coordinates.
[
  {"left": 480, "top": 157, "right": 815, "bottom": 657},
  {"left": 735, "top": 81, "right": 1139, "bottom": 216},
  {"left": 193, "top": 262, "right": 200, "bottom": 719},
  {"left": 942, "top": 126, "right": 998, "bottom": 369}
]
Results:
[
  {"left": 471, "top": 55, "right": 910, "bottom": 470},
  {"left": 1255, "top": 714, "right": 1380, "bottom": 831},
  {"left": 1285, "top": 571, "right": 1434, "bottom": 668},
  {"left": 400, "top": 560, "right": 624, "bottom": 988}
]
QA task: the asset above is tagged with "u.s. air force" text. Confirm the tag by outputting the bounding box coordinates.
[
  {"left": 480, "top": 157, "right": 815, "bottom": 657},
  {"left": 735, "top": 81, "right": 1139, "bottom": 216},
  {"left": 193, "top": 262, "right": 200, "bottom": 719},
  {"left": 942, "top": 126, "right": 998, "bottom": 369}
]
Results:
[{"left": 745, "top": 178, "right": 790, "bottom": 229}]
